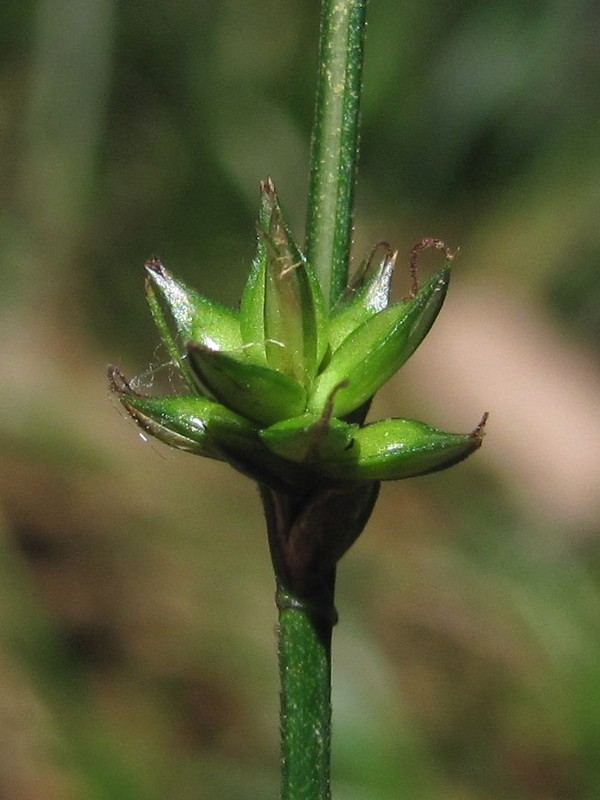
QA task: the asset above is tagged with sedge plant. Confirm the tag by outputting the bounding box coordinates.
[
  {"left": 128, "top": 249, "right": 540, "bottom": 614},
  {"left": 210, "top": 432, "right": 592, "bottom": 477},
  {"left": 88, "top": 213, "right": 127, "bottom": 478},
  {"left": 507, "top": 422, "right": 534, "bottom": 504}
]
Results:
[{"left": 109, "top": 1, "right": 487, "bottom": 797}]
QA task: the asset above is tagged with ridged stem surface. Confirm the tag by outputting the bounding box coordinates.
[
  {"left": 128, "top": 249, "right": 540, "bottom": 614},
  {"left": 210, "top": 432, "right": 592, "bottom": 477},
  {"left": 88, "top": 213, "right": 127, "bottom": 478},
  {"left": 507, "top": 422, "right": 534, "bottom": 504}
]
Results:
[{"left": 306, "top": 0, "right": 367, "bottom": 309}]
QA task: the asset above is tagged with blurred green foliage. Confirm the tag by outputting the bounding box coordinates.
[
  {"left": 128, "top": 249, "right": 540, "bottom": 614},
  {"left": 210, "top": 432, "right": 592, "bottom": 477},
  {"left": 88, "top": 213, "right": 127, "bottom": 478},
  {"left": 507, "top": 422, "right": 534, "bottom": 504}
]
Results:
[{"left": 1, "top": 1, "right": 600, "bottom": 798}]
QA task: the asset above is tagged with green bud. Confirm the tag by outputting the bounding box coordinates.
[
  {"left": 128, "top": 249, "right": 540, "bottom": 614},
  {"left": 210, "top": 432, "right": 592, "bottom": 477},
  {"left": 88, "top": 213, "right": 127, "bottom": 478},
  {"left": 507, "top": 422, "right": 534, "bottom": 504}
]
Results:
[
  {"left": 186, "top": 342, "right": 307, "bottom": 426},
  {"left": 239, "top": 254, "right": 267, "bottom": 366},
  {"left": 258, "top": 179, "right": 328, "bottom": 386},
  {"left": 145, "top": 258, "right": 242, "bottom": 352},
  {"left": 328, "top": 247, "right": 396, "bottom": 351},
  {"left": 260, "top": 413, "right": 357, "bottom": 463},
  {"left": 308, "top": 262, "right": 451, "bottom": 418},
  {"left": 145, "top": 278, "right": 198, "bottom": 392},
  {"left": 108, "top": 366, "right": 257, "bottom": 460},
  {"left": 317, "top": 414, "right": 487, "bottom": 481},
  {"left": 109, "top": 366, "right": 303, "bottom": 490},
  {"left": 112, "top": 179, "right": 484, "bottom": 522},
  {"left": 239, "top": 181, "right": 272, "bottom": 366}
]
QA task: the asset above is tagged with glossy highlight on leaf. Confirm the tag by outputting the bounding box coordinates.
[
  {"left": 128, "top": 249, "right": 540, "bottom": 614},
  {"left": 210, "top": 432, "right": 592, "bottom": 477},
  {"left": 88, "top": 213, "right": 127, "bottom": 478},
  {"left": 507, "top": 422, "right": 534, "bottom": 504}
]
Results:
[
  {"left": 259, "top": 179, "right": 328, "bottom": 386},
  {"left": 145, "top": 279, "right": 198, "bottom": 392},
  {"left": 308, "top": 262, "right": 451, "bottom": 418},
  {"left": 187, "top": 342, "right": 307, "bottom": 426},
  {"left": 145, "top": 258, "right": 242, "bottom": 352},
  {"left": 108, "top": 366, "right": 257, "bottom": 460},
  {"left": 239, "top": 180, "right": 273, "bottom": 366},
  {"left": 260, "top": 413, "right": 357, "bottom": 463},
  {"left": 328, "top": 247, "right": 396, "bottom": 352},
  {"left": 317, "top": 414, "right": 487, "bottom": 481}
]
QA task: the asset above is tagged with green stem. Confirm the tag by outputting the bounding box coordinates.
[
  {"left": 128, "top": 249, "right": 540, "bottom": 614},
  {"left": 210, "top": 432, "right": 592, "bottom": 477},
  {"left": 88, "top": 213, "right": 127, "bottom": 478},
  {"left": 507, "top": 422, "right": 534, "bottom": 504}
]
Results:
[
  {"left": 277, "top": 583, "right": 334, "bottom": 800},
  {"left": 261, "top": 477, "right": 379, "bottom": 800},
  {"left": 260, "top": 484, "right": 336, "bottom": 800},
  {"left": 306, "top": 0, "right": 367, "bottom": 309},
  {"left": 266, "top": 3, "right": 368, "bottom": 797}
]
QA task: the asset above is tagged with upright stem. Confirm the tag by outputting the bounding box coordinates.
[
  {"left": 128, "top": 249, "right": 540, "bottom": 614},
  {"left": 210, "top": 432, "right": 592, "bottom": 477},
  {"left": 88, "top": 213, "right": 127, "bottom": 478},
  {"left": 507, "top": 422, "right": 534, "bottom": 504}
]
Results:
[
  {"left": 261, "top": 484, "right": 337, "bottom": 800},
  {"left": 305, "top": 0, "right": 367, "bottom": 309},
  {"left": 269, "top": 3, "right": 368, "bottom": 798},
  {"left": 263, "top": 478, "right": 379, "bottom": 800},
  {"left": 278, "top": 583, "right": 334, "bottom": 800}
]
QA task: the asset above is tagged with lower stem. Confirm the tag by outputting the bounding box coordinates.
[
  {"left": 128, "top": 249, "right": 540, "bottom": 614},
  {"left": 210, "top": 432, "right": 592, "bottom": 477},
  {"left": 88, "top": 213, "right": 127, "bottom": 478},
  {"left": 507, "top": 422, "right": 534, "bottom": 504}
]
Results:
[
  {"left": 277, "top": 580, "right": 334, "bottom": 800},
  {"left": 260, "top": 481, "right": 378, "bottom": 799}
]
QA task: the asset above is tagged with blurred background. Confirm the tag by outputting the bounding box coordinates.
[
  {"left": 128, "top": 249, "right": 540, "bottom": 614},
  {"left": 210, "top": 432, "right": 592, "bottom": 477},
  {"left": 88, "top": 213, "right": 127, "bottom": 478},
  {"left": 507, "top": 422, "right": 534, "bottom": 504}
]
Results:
[{"left": 1, "top": 1, "right": 600, "bottom": 798}]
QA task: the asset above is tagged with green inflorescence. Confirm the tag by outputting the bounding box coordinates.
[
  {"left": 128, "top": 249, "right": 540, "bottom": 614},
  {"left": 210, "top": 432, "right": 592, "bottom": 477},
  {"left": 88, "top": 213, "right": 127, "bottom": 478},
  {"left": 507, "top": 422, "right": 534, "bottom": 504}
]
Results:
[{"left": 109, "top": 178, "right": 486, "bottom": 494}]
